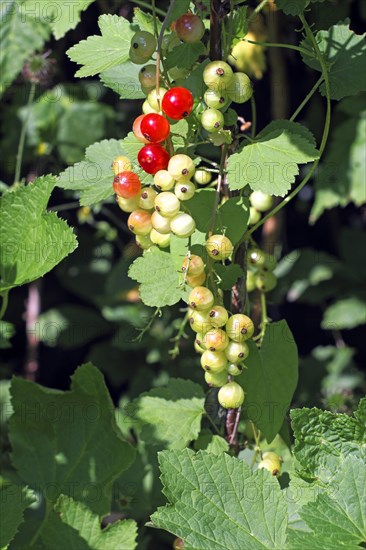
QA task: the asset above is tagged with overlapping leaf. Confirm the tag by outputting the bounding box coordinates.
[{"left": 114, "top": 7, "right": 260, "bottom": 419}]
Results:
[{"left": 0, "top": 484, "right": 35, "bottom": 548}]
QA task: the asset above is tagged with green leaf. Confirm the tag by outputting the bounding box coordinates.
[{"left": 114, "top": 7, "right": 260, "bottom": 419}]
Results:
[
  {"left": 151, "top": 449, "right": 288, "bottom": 549},
  {"left": 50, "top": 0, "right": 94, "bottom": 39},
  {"left": 301, "top": 22, "right": 366, "bottom": 100},
  {"left": 321, "top": 297, "right": 366, "bottom": 330},
  {"left": 0, "top": 320, "right": 15, "bottom": 349},
  {"left": 131, "top": 379, "right": 205, "bottom": 450},
  {"left": 216, "top": 196, "right": 249, "bottom": 244},
  {"left": 275, "top": 0, "right": 326, "bottom": 16},
  {"left": 0, "top": 484, "right": 35, "bottom": 548},
  {"left": 36, "top": 305, "right": 113, "bottom": 349},
  {"left": 227, "top": 121, "right": 319, "bottom": 196},
  {"left": 42, "top": 495, "right": 137, "bottom": 550},
  {"left": 166, "top": 0, "right": 191, "bottom": 26},
  {"left": 165, "top": 42, "right": 206, "bottom": 70},
  {"left": 128, "top": 247, "right": 185, "bottom": 308},
  {"left": 206, "top": 435, "right": 230, "bottom": 454},
  {"left": 231, "top": 6, "right": 248, "bottom": 46},
  {"left": 101, "top": 61, "right": 146, "bottom": 99},
  {"left": 310, "top": 100, "right": 366, "bottom": 222},
  {"left": 0, "top": 0, "right": 50, "bottom": 96},
  {"left": 291, "top": 398, "right": 366, "bottom": 480},
  {"left": 67, "top": 14, "right": 134, "bottom": 78},
  {"left": 57, "top": 138, "right": 134, "bottom": 206},
  {"left": 9, "top": 363, "right": 135, "bottom": 515},
  {"left": 214, "top": 264, "right": 244, "bottom": 291},
  {"left": 118, "top": 132, "right": 154, "bottom": 184},
  {"left": 240, "top": 321, "right": 298, "bottom": 442},
  {"left": 184, "top": 189, "right": 216, "bottom": 233},
  {"left": 0, "top": 176, "right": 77, "bottom": 293},
  {"left": 183, "top": 60, "right": 210, "bottom": 98},
  {"left": 132, "top": 7, "right": 160, "bottom": 33},
  {"left": 287, "top": 456, "right": 366, "bottom": 549}
]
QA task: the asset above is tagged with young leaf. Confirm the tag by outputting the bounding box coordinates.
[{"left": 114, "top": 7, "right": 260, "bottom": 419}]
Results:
[
  {"left": 301, "top": 22, "right": 366, "bottom": 100},
  {"left": 128, "top": 247, "right": 185, "bottom": 308},
  {"left": 67, "top": 14, "right": 134, "bottom": 77},
  {"left": 0, "top": 176, "right": 77, "bottom": 293},
  {"left": 276, "top": 0, "right": 326, "bottom": 16},
  {"left": 165, "top": 42, "right": 206, "bottom": 70},
  {"left": 130, "top": 379, "right": 205, "bottom": 449},
  {"left": 240, "top": 321, "right": 299, "bottom": 442},
  {"left": 227, "top": 121, "right": 319, "bottom": 196},
  {"left": 9, "top": 363, "right": 135, "bottom": 515},
  {"left": 151, "top": 449, "right": 288, "bottom": 548},
  {"left": 50, "top": 0, "right": 94, "bottom": 39},
  {"left": 214, "top": 264, "right": 244, "bottom": 290},
  {"left": 0, "top": 484, "right": 35, "bottom": 549},
  {"left": 291, "top": 398, "right": 366, "bottom": 480},
  {"left": 42, "top": 495, "right": 137, "bottom": 549},
  {"left": 321, "top": 297, "right": 366, "bottom": 330}
]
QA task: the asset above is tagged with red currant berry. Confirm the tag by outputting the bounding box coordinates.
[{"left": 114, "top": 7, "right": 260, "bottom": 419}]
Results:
[
  {"left": 113, "top": 171, "right": 141, "bottom": 199},
  {"left": 140, "top": 113, "right": 170, "bottom": 143},
  {"left": 138, "top": 144, "right": 170, "bottom": 175},
  {"left": 133, "top": 114, "right": 149, "bottom": 144},
  {"left": 127, "top": 209, "right": 152, "bottom": 236},
  {"left": 175, "top": 13, "right": 205, "bottom": 44},
  {"left": 162, "top": 87, "right": 194, "bottom": 120}
]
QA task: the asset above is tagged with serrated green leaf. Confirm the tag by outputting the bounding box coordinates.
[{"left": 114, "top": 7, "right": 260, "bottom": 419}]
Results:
[
  {"left": 67, "top": 14, "right": 134, "bottom": 78},
  {"left": 0, "top": 0, "right": 50, "bottom": 96},
  {"left": 128, "top": 247, "right": 185, "bottom": 308},
  {"left": 0, "top": 176, "right": 77, "bottom": 293},
  {"left": 310, "top": 101, "right": 366, "bottom": 222},
  {"left": 321, "top": 297, "right": 366, "bottom": 330},
  {"left": 227, "top": 122, "right": 319, "bottom": 196},
  {"left": 214, "top": 264, "right": 244, "bottom": 291},
  {"left": 206, "top": 435, "right": 229, "bottom": 454},
  {"left": 101, "top": 61, "right": 145, "bottom": 99},
  {"left": 301, "top": 22, "right": 366, "bottom": 100},
  {"left": 165, "top": 42, "right": 206, "bottom": 70},
  {"left": 131, "top": 379, "right": 205, "bottom": 450},
  {"left": 216, "top": 196, "right": 249, "bottom": 244},
  {"left": 241, "top": 321, "right": 298, "bottom": 442},
  {"left": 151, "top": 449, "right": 288, "bottom": 549},
  {"left": 50, "top": 0, "right": 94, "bottom": 39},
  {"left": 9, "top": 364, "right": 135, "bottom": 515},
  {"left": 291, "top": 399, "right": 366, "bottom": 481},
  {"left": 0, "top": 484, "right": 35, "bottom": 548},
  {"left": 287, "top": 456, "right": 366, "bottom": 549},
  {"left": 275, "top": 0, "right": 326, "bottom": 16},
  {"left": 41, "top": 495, "right": 137, "bottom": 549},
  {"left": 184, "top": 189, "right": 216, "bottom": 233},
  {"left": 231, "top": 6, "right": 248, "bottom": 45}
]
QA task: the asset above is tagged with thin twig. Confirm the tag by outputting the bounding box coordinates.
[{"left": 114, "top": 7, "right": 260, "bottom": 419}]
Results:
[{"left": 13, "top": 82, "right": 36, "bottom": 185}]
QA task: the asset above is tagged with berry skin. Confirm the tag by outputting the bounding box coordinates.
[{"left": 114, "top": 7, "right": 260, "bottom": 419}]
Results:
[
  {"left": 246, "top": 270, "right": 257, "bottom": 293},
  {"left": 258, "top": 452, "right": 282, "bottom": 476},
  {"left": 139, "top": 64, "right": 158, "bottom": 88},
  {"left": 208, "top": 305, "right": 229, "bottom": 328},
  {"left": 227, "top": 363, "right": 243, "bottom": 376},
  {"left": 205, "top": 370, "right": 228, "bottom": 387},
  {"left": 136, "top": 234, "right": 153, "bottom": 250},
  {"left": 186, "top": 271, "right": 206, "bottom": 287},
  {"left": 248, "top": 207, "right": 261, "bottom": 226},
  {"left": 201, "top": 108, "right": 225, "bottom": 133},
  {"left": 147, "top": 88, "right": 168, "bottom": 111},
  {"left": 203, "top": 61, "right": 234, "bottom": 91},
  {"left": 170, "top": 212, "right": 196, "bottom": 237},
  {"left": 140, "top": 113, "right": 170, "bottom": 143},
  {"left": 175, "top": 13, "right": 205, "bottom": 44},
  {"left": 225, "top": 341, "right": 249, "bottom": 363},
  {"left": 117, "top": 195, "right": 139, "bottom": 213},
  {"left": 151, "top": 211, "right": 171, "bottom": 234},
  {"left": 174, "top": 181, "right": 196, "bottom": 201},
  {"left": 113, "top": 155, "right": 132, "bottom": 175},
  {"left": 150, "top": 228, "right": 170, "bottom": 248},
  {"left": 248, "top": 247, "right": 266, "bottom": 268},
  {"left": 194, "top": 169, "right": 212, "bottom": 185},
  {"left": 154, "top": 192, "right": 180, "bottom": 218},
  {"left": 138, "top": 187, "right": 157, "bottom": 210},
  {"left": 204, "top": 89, "right": 229, "bottom": 110},
  {"left": 203, "top": 328, "right": 229, "bottom": 352},
  {"left": 168, "top": 154, "right": 195, "bottom": 182},
  {"left": 154, "top": 170, "right": 175, "bottom": 191},
  {"left": 189, "top": 286, "right": 214, "bottom": 311},
  {"left": 162, "top": 87, "right": 194, "bottom": 119},
  {"left": 113, "top": 171, "right": 141, "bottom": 199},
  {"left": 225, "top": 314, "right": 255, "bottom": 342},
  {"left": 218, "top": 381, "right": 245, "bottom": 409},
  {"left": 138, "top": 144, "right": 170, "bottom": 174},
  {"left": 227, "top": 72, "right": 253, "bottom": 103},
  {"left": 206, "top": 234, "right": 234, "bottom": 261},
  {"left": 188, "top": 309, "right": 212, "bottom": 334},
  {"left": 142, "top": 100, "right": 160, "bottom": 115},
  {"left": 130, "top": 31, "right": 156, "bottom": 61},
  {"left": 128, "top": 209, "right": 152, "bottom": 236},
  {"left": 133, "top": 114, "right": 150, "bottom": 143},
  {"left": 200, "top": 350, "right": 227, "bottom": 373},
  {"left": 182, "top": 254, "right": 205, "bottom": 277},
  {"left": 255, "top": 272, "right": 277, "bottom": 292},
  {"left": 250, "top": 190, "right": 274, "bottom": 212}
]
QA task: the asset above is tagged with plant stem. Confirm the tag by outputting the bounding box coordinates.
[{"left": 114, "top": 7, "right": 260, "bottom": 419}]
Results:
[
  {"left": 290, "top": 74, "right": 324, "bottom": 122},
  {"left": 151, "top": 0, "right": 159, "bottom": 40},
  {"left": 155, "top": 0, "right": 176, "bottom": 109},
  {"left": 208, "top": 144, "right": 229, "bottom": 237},
  {"left": 13, "top": 82, "right": 36, "bottom": 185},
  {"left": 250, "top": 94, "right": 257, "bottom": 138},
  {"left": 130, "top": 0, "right": 166, "bottom": 16},
  {"left": 249, "top": 421, "right": 262, "bottom": 468},
  {"left": 247, "top": 0, "right": 270, "bottom": 25},
  {"left": 0, "top": 291, "right": 9, "bottom": 320},
  {"left": 169, "top": 313, "right": 190, "bottom": 358},
  {"left": 242, "top": 38, "right": 314, "bottom": 57}
]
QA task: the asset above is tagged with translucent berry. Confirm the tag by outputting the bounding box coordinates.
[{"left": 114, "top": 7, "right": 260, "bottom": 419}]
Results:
[
  {"left": 138, "top": 187, "right": 157, "bottom": 210},
  {"left": 113, "top": 171, "right": 141, "bottom": 199},
  {"left": 168, "top": 154, "right": 195, "bottom": 181},
  {"left": 189, "top": 286, "right": 214, "bottom": 311},
  {"left": 174, "top": 180, "right": 196, "bottom": 201},
  {"left": 151, "top": 211, "right": 171, "bottom": 234},
  {"left": 182, "top": 255, "right": 205, "bottom": 277},
  {"left": 206, "top": 234, "right": 234, "bottom": 261},
  {"left": 128, "top": 209, "right": 152, "bottom": 236},
  {"left": 113, "top": 155, "right": 132, "bottom": 175},
  {"left": 162, "top": 87, "right": 194, "bottom": 119},
  {"left": 225, "top": 341, "right": 249, "bottom": 363},
  {"left": 203, "top": 61, "right": 234, "bottom": 91},
  {"left": 138, "top": 144, "right": 170, "bottom": 174},
  {"left": 201, "top": 108, "right": 225, "bottom": 133},
  {"left": 200, "top": 350, "right": 227, "bottom": 373},
  {"left": 154, "top": 191, "right": 180, "bottom": 218},
  {"left": 153, "top": 170, "right": 175, "bottom": 191},
  {"left": 194, "top": 169, "right": 212, "bottom": 185},
  {"left": 150, "top": 228, "right": 170, "bottom": 248},
  {"left": 140, "top": 113, "right": 170, "bottom": 143},
  {"left": 208, "top": 305, "right": 229, "bottom": 328},
  {"left": 225, "top": 314, "right": 255, "bottom": 342},
  {"left": 204, "top": 370, "right": 228, "bottom": 387},
  {"left": 218, "top": 381, "right": 245, "bottom": 409},
  {"left": 170, "top": 212, "right": 196, "bottom": 237},
  {"left": 227, "top": 72, "right": 252, "bottom": 104}
]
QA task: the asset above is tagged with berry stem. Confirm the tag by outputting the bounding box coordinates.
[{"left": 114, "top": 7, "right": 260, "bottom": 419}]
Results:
[
  {"left": 250, "top": 94, "right": 257, "bottom": 138},
  {"left": 241, "top": 38, "right": 315, "bottom": 58},
  {"left": 208, "top": 143, "right": 229, "bottom": 237},
  {"left": 249, "top": 421, "right": 262, "bottom": 469},
  {"left": 169, "top": 312, "right": 190, "bottom": 358},
  {"left": 247, "top": 0, "right": 270, "bottom": 25},
  {"left": 13, "top": 81, "right": 36, "bottom": 185},
  {"left": 155, "top": 0, "right": 176, "bottom": 108},
  {"left": 0, "top": 290, "right": 9, "bottom": 321},
  {"left": 290, "top": 74, "right": 324, "bottom": 122}
]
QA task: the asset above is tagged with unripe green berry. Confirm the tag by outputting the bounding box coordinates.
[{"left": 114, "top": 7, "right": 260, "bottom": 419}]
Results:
[
  {"left": 147, "top": 87, "right": 168, "bottom": 111},
  {"left": 194, "top": 169, "right": 212, "bottom": 185},
  {"left": 207, "top": 305, "right": 229, "bottom": 328},
  {"left": 136, "top": 234, "right": 153, "bottom": 250},
  {"left": 225, "top": 314, "right": 254, "bottom": 342},
  {"left": 174, "top": 181, "right": 196, "bottom": 201},
  {"left": 225, "top": 341, "right": 249, "bottom": 363},
  {"left": 249, "top": 207, "right": 261, "bottom": 226},
  {"left": 200, "top": 350, "right": 227, "bottom": 373},
  {"left": 182, "top": 255, "right": 205, "bottom": 277},
  {"left": 117, "top": 195, "right": 140, "bottom": 213},
  {"left": 227, "top": 363, "right": 244, "bottom": 376},
  {"left": 168, "top": 154, "right": 195, "bottom": 182},
  {"left": 189, "top": 286, "right": 214, "bottom": 311},
  {"left": 255, "top": 272, "right": 277, "bottom": 292},
  {"left": 170, "top": 212, "right": 196, "bottom": 237},
  {"left": 249, "top": 190, "right": 274, "bottom": 212},
  {"left": 203, "top": 328, "right": 229, "bottom": 352},
  {"left": 201, "top": 108, "right": 225, "bottom": 133},
  {"left": 154, "top": 170, "right": 175, "bottom": 191},
  {"left": 218, "top": 381, "right": 245, "bottom": 409},
  {"left": 246, "top": 270, "right": 256, "bottom": 293},
  {"left": 258, "top": 452, "right": 282, "bottom": 476},
  {"left": 203, "top": 61, "right": 234, "bottom": 91},
  {"left": 206, "top": 234, "right": 234, "bottom": 261},
  {"left": 204, "top": 89, "right": 229, "bottom": 110},
  {"left": 205, "top": 370, "right": 228, "bottom": 387},
  {"left": 188, "top": 310, "right": 212, "bottom": 334},
  {"left": 139, "top": 64, "right": 158, "bottom": 88},
  {"left": 226, "top": 72, "right": 252, "bottom": 103}
]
